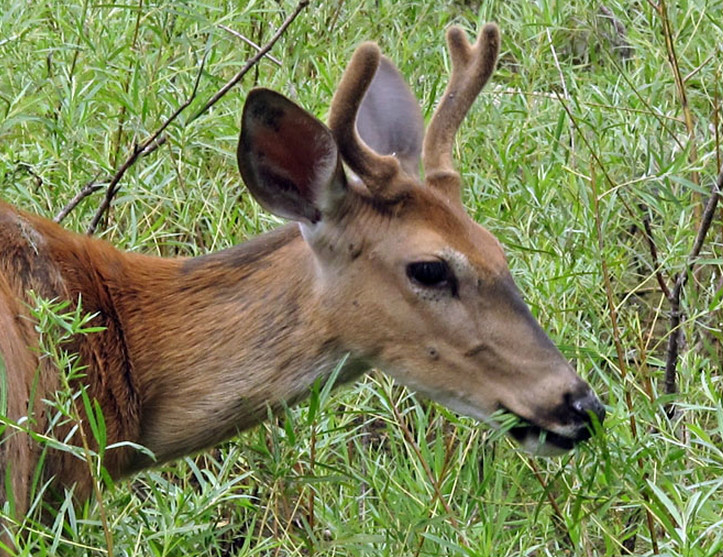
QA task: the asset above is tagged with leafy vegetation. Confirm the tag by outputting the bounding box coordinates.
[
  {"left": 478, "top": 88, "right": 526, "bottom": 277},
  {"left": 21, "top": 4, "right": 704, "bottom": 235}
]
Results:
[{"left": 1, "top": 0, "right": 722, "bottom": 555}]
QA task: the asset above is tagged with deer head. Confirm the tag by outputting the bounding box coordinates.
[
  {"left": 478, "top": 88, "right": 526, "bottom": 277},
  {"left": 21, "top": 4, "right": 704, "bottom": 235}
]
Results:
[{"left": 237, "top": 24, "right": 604, "bottom": 454}]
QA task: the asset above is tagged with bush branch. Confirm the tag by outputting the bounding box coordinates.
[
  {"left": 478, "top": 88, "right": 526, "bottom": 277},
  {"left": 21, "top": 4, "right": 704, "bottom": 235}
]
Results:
[
  {"left": 664, "top": 169, "right": 723, "bottom": 410},
  {"left": 78, "top": 0, "right": 308, "bottom": 235},
  {"left": 54, "top": 173, "right": 106, "bottom": 224},
  {"left": 640, "top": 205, "right": 672, "bottom": 300},
  {"left": 188, "top": 1, "right": 309, "bottom": 124},
  {"left": 85, "top": 52, "right": 207, "bottom": 235}
]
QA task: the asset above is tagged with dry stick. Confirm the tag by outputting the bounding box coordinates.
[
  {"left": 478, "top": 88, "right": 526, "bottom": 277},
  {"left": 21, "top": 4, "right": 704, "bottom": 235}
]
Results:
[
  {"left": 639, "top": 291, "right": 667, "bottom": 402},
  {"left": 527, "top": 458, "right": 574, "bottom": 548},
  {"left": 413, "top": 424, "right": 461, "bottom": 557},
  {"left": 664, "top": 169, "right": 723, "bottom": 411},
  {"left": 85, "top": 0, "right": 309, "bottom": 235},
  {"left": 110, "top": 0, "right": 145, "bottom": 170},
  {"left": 545, "top": 28, "right": 575, "bottom": 160},
  {"left": 308, "top": 417, "right": 316, "bottom": 532},
  {"left": 54, "top": 174, "right": 105, "bottom": 223},
  {"left": 593, "top": 19, "right": 686, "bottom": 154},
  {"left": 86, "top": 54, "right": 206, "bottom": 235},
  {"left": 590, "top": 162, "right": 660, "bottom": 555},
  {"left": 554, "top": 90, "right": 644, "bottom": 421},
  {"left": 50, "top": 348, "right": 116, "bottom": 557},
  {"left": 188, "top": 0, "right": 309, "bottom": 125},
  {"left": 528, "top": 32, "right": 575, "bottom": 536},
  {"left": 640, "top": 207, "right": 673, "bottom": 300},
  {"left": 326, "top": 0, "right": 346, "bottom": 36},
  {"left": 715, "top": 71, "right": 721, "bottom": 173},
  {"left": 683, "top": 51, "right": 717, "bottom": 83}
]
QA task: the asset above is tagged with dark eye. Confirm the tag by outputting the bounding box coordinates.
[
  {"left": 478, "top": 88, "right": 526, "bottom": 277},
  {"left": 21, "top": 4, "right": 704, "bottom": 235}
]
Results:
[{"left": 406, "top": 261, "right": 457, "bottom": 294}]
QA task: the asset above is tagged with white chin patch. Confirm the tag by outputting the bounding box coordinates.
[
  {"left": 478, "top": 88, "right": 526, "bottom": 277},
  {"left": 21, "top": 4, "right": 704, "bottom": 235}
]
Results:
[{"left": 518, "top": 434, "right": 571, "bottom": 457}]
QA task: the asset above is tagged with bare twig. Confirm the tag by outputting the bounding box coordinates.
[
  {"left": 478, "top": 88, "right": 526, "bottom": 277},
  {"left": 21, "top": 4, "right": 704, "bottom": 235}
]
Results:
[
  {"left": 86, "top": 54, "right": 206, "bottom": 235},
  {"left": 640, "top": 205, "right": 673, "bottom": 300},
  {"left": 527, "top": 458, "right": 573, "bottom": 548},
  {"left": 715, "top": 69, "right": 721, "bottom": 172},
  {"left": 189, "top": 1, "right": 309, "bottom": 124},
  {"left": 219, "top": 24, "right": 282, "bottom": 66},
  {"left": 326, "top": 0, "right": 346, "bottom": 35},
  {"left": 664, "top": 169, "right": 723, "bottom": 409},
  {"left": 683, "top": 51, "right": 716, "bottom": 83},
  {"left": 554, "top": 90, "right": 642, "bottom": 413},
  {"left": 54, "top": 174, "right": 106, "bottom": 223},
  {"left": 110, "top": 0, "right": 145, "bottom": 169},
  {"left": 545, "top": 28, "right": 575, "bottom": 158},
  {"left": 82, "top": 0, "right": 308, "bottom": 234},
  {"left": 553, "top": 95, "right": 659, "bottom": 550},
  {"left": 413, "top": 422, "right": 461, "bottom": 557}
]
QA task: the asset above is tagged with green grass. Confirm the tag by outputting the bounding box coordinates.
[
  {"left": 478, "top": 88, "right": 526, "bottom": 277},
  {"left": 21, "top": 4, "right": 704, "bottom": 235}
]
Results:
[{"left": 1, "top": 0, "right": 722, "bottom": 555}]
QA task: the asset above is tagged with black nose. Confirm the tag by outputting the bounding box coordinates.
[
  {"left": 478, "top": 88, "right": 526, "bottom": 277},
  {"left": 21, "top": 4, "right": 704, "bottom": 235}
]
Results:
[{"left": 570, "top": 389, "right": 606, "bottom": 426}]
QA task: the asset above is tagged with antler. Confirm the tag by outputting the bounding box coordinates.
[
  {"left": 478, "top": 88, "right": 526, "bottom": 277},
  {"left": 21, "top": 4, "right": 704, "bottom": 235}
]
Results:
[
  {"left": 328, "top": 43, "right": 404, "bottom": 199},
  {"left": 423, "top": 24, "right": 500, "bottom": 187}
]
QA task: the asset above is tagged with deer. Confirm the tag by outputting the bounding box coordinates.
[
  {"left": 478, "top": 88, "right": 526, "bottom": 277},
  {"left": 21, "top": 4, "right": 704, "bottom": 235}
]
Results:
[{"left": 0, "top": 23, "right": 605, "bottom": 546}]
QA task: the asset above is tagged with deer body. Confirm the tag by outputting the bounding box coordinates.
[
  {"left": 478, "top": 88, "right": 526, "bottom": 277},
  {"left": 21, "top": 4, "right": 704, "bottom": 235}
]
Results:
[
  {"left": 1, "top": 23, "right": 604, "bottom": 542},
  {"left": 0, "top": 213, "right": 359, "bottom": 483}
]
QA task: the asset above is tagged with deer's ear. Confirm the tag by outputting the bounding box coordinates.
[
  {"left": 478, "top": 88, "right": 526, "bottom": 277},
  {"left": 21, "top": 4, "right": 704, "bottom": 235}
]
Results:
[
  {"left": 357, "top": 56, "right": 423, "bottom": 178},
  {"left": 238, "top": 88, "right": 347, "bottom": 224}
]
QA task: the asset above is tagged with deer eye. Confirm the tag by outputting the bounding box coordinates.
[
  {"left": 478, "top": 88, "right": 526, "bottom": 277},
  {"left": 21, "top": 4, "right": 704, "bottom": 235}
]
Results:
[{"left": 406, "top": 261, "right": 458, "bottom": 295}]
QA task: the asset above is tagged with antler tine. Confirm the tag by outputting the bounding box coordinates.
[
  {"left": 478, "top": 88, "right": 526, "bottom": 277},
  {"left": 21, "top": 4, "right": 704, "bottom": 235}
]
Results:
[
  {"left": 328, "top": 43, "right": 402, "bottom": 198},
  {"left": 423, "top": 24, "right": 500, "bottom": 183}
]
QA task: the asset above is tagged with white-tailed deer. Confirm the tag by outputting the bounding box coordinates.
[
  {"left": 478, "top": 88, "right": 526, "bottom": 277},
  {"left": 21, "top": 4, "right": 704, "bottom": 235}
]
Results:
[{"left": 0, "top": 23, "right": 604, "bottom": 540}]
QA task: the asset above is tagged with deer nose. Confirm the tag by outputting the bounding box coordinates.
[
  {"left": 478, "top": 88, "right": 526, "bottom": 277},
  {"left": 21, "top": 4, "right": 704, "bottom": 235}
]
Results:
[{"left": 570, "top": 389, "right": 606, "bottom": 427}]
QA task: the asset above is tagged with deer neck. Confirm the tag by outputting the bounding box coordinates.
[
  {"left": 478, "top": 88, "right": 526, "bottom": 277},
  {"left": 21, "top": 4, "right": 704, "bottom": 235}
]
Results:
[{"left": 116, "top": 224, "right": 366, "bottom": 470}]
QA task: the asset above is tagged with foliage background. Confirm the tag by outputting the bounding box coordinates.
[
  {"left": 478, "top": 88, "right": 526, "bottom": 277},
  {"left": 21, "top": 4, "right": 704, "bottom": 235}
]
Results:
[{"left": 1, "top": 0, "right": 722, "bottom": 555}]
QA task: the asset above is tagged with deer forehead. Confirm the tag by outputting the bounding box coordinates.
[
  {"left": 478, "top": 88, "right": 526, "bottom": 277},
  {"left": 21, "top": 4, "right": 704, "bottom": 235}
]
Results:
[{"left": 356, "top": 187, "right": 508, "bottom": 276}]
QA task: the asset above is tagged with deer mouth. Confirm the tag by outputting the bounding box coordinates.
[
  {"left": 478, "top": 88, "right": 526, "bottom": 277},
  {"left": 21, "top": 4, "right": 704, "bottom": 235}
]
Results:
[
  {"left": 501, "top": 409, "right": 592, "bottom": 455},
  {"left": 509, "top": 422, "right": 580, "bottom": 453}
]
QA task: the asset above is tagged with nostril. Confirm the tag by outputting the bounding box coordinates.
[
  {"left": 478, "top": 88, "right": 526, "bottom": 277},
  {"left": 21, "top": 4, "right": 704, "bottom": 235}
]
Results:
[{"left": 571, "top": 391, "right": 606, "bottom": 425}]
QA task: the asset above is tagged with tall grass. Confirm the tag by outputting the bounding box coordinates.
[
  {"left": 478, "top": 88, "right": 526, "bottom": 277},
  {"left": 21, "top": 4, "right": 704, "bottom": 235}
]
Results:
[{"left": 1, "top": 0, "right": 722, "bottom": 555}]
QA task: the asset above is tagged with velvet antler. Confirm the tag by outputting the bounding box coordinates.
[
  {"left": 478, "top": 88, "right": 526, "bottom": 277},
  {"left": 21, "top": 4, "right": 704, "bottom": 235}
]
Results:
[
  {"left": 423, "top": 24, "right": 500, "bottom": 194},
  {"left": 328, "top": 43, "right": 407, "bottom": 199}
]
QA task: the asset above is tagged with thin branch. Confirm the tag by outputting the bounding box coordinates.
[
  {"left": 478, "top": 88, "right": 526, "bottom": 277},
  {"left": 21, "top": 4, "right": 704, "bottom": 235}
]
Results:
[
  {"left": 326, "top": 0, "right": 346, "bottom": 36},
  {"left": 86, "top": 53, "right": 206, "bottom": 235},
  {"left": 110, "top": 0, "right": 145, "bottom": 169},
  {"left": 82, "top": 0, "right": 308, "bottom": 234},
  {"left": 683, "top": 51, "right": 716, "bottom": 83},
  {"left": 219, "top": 24, "right": 282, "bottom": 66},
  {"left": 640, "top": 205, "right": 673, "bottom": 300},
  {"left": 554, "top": 91, "right": 661, "bottom": 551},
  {"left": 545, "top": 27, "right": 575, "bottom": 159},
  {"left": 715, "top": 67, "right": 721, "bottom": 173},
  {"left": 54, "top": 174, "right": 106, "bottom": 223},
  {"left": 588, "top": 7, "right": 687, "bottom": 155},
  {"left": 664, "top": 169, "right": 723, "bottom": 408},
  {"left": 189, "top": 1, "right": 309, "bottom": 124}
]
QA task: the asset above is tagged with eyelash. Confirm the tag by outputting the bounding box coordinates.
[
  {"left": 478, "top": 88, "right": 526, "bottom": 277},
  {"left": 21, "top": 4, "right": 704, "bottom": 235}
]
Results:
[{"left": 406, "top": 261, "right": 458, "bottom": 297}]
